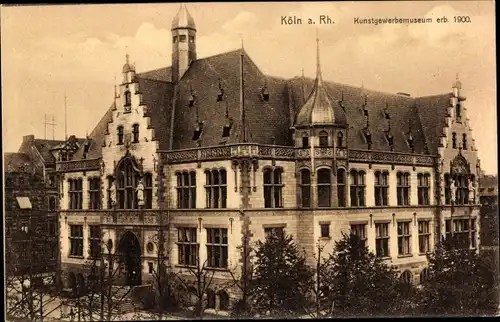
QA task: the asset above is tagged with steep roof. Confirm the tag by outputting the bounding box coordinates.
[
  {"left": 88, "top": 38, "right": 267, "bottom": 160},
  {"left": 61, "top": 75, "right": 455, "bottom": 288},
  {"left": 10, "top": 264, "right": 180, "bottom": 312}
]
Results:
[
  {"left": 4, "top": 153, "right": 35, "bottom": 173},
  {"left": 415, "top": 94, "right": 451, "bottom": 154}
]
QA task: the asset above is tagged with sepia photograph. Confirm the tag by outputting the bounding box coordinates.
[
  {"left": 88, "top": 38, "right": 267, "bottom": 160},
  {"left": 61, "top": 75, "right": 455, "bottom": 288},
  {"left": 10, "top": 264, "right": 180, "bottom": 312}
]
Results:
[{"left": 2, "top": 1, "right": 498, "bottom": 320}]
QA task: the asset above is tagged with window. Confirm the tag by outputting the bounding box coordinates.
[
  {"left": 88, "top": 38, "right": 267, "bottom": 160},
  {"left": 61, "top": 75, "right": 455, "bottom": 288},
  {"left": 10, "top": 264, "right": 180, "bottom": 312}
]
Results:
[
  {"left": 417, "top": 173, "right": 430, "bottom": 205},
  {"left": 189, "top": 35, "right": 195, "bottom": 43},
  {"left": 48, "top": 196, "right": 57, "bottom": 211},
  {"left": 205, "top": 169, "right": 227, "bottom": 209},
  {"left": 172, "top": 36, "right": 177, "bottom": 43},
  {"left": 88, "top": 225, "right": 101, "bottom": 259},
  {"left": 400, "top": 270, "right": 413, "bottom": 285},
  {"left": 337, "top": 168, "right": 346, "bottom": 207},
  {"left": 68, "top": 179, "right": 83, "bottom": 209},
  {"left": 375, "top": 223, "right": 390, "bottom": 258},
  {"left": 452, "top": 132, "right": 457, "bottom": 149},
  {"left": 144, "top": 173, "right": 153, "bottom": 209},
  {"left": 397, "top": 172, "right": 410, "bottom": 206},
  {"left": 124, "top": 91, "right": 131, "bottom": 106},
  {"left": 132, "top": 124, "right": 139, "bottom": 143},
  {"left": 471, "top": 218, "right": 476, "bottom": 248},
  {"left": 302, "top": 132, "right": 309, "bottom": 148},
  {"left": 350, "top": 170, "right": 366, "bottom": 207},
  {"left": 420, "top": 268, "right": 430, "bottom": 284},
  {"left": 317, "top": 168, "right": 332, "bottom": 207},
  {"left": 350, "top": 223, "right": 367, "bottom": 248},
  {"left": 88, "top": 178, "right": 101, "bottom": 209},
  {"left": 177, "top": 227, "right": 198, "bottom": 266},
  {"left": 456, "top": 175, "right": 468, "bottom": 205},
  {"left": 320, "top": 223, "right": 330, "bottom": 238},
  {"left": 337, "top": 131, "right": 344, "bottom": 147},
  {"left": 48, "top": 174, "right": 56, "bottom": 187},
  {"left": 117, "top": 158, "right": 142, "bottom": 209},
  {"left": 107, "top": 176, "right": 114, "bottom": 209},
  {"left": 445, "top": 219, "right": 452, "bottom": 240},
  {"left": 318, "top": 131, "right": 328, "bottom": 147},
  {"left": 462, "top": 134, "right": 467, "bottom": 150},
  {"left": 299, "top": 169, "right": 311, "bottom": 208},
  {"left": 176, "top": 171, "right": 196, "bottom": 209},
  {"left": 418, "top": 221, "right": 431, "bottom": 254},
  {"left": 206, "top": 228, "right": 228, "bottom": 269},
  {"left": 47, "top": 218, "right": 57, "bottom": 236},
  {"left": 117, "top": 126, "right": 124, "bottom": 145},
  {"left": 444, "top": 173, "right": 451, "bottom": 205},
  {"left": 264, "top": 226, "right": 284, "bottom": 238},
  {"left": 69, "top": 225, "right": 84, "bottom": 257},
  {"left": 206, "top": 289, "right": 216, "bottom": 309},
  {"left": 397, "top": 221, "right": 411, "bottom": 256},
  {"left": 374, "top": 171, "right": 389, "bottom": 206},
  {"left": 219, "top": 291, "right": 230, "bottom": 311},
  {"left": 452, "top": 218, "right": 475, "bottom": 248},
  {"left": 20, "top": 222, "right": 29, "bottom": 233},
  {"left": 179, "top": 35, "right": 187, "bottom": 42},
  {"left": 148, "top": 262, "right": 154, "bottom": 274},
  {"left": 263, "top": 168, "right": 283, "bottom": 208},
  {"left": 456, "top": 103, "right": 461, "bottom": 118}
]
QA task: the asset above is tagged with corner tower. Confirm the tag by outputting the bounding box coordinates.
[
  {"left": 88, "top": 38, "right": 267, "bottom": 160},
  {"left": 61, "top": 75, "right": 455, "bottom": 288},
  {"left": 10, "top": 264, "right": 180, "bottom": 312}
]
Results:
[{"left": 171, "top": 4, "right": 197, "bottom": 83}]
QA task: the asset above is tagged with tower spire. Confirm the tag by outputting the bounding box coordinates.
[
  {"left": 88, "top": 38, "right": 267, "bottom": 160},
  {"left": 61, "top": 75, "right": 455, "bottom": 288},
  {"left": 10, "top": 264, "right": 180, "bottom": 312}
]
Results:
[{"left": 315, "top": 29, "right": 322, "bottom": 82}]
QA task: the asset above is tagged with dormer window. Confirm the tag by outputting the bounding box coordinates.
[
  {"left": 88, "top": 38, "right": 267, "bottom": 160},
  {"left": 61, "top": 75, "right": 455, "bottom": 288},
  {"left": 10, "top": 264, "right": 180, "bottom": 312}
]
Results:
[
  {"left": 462, "top": 134, "right": 467, "bottom": 150},
  {"left": 386, "top": 132, "right": 394, "bottom": 148},
  {"left": 217, "top": 81, "right": 224, "bottom": 102},
  {"left": 260, "top": 81, "right": 270, "bottom": 101},
  {"left": 363, "top": 129, "right": 372, "bottom": 145},
  {"left": 192, "top": 122, "right": 204, "bottom": 141},
  {"left": 132, "top": 124, "right": 139, "bottom": 143},
  {"left": 407, "top": 132, "right": 414, "bottom": 150},
  {"left": 124, "top": 91, "right": 131, "bottom": 107},
  {"left": 117, "top": 126, "right": 124, "bottom": 145},
  {"left": 337, "top": 131, "right": 344, "bottom": 147},
  {"left": 179, "top": 35, "right": 187, "bottom": 43},
  {"left": 319, "top": 131, "right": 328, "bottom": 147},
  {"left": 452, "top": 132, "right": 457, "bottom": 149},
  {"left": 302, "top": 133, "right": 310, "bottom": 148},
  {"left": 222, "top": 119, "right": 233, "bottom": 138}
]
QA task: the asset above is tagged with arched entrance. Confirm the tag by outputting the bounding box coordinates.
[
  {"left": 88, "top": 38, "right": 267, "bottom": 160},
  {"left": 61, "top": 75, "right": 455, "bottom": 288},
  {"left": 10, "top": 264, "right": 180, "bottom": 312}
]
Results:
[{"left": 118, "top": 231, "right": 142, "bottom": 286}]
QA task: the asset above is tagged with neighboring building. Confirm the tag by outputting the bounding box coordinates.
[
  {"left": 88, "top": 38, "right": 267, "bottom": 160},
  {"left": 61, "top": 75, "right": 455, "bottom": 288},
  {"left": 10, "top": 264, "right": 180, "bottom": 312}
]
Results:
[
  {"left": 479, "top": 174, "right": 498, "bottom": 260},
  {"left": 56, "top": 5, "right": 483, "bottom": 311}
]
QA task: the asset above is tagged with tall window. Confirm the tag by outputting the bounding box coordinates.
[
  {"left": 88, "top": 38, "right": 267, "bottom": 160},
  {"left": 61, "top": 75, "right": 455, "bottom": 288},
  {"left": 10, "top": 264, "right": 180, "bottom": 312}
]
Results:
[
  {"left": 350, "top": 170, "right": 366, "bottom": 207},
  {"left": 302, "top": 132, "right": 309, "bottom": 148},
  {"left": 206, "top": 228, "right": 228, "bottom": 269},
  {"left": 350, "top": 223, "right": 367, "bottom": 248},
  {"left": 318, "top": 131, "right": 328, "bottom": 147},
  {"left": 144, "top": 173, "right": 153, "bottom": 209},
  {"left": 69, "top": 225, "right": 84, "bottom": 257},
  {"left": 397, "top": 172, "right": 410, "bottom": 206},
  {"left": 418, "top": 220, "right": 431, "bottom": 254},
  {"left": 107, "top": 176, "right": 114, "bottom": 209},
  {"left": 48, "top": 196, "right": 57, "bottom": 211},
  {"left": 397, "top": 221, "right": 411, "bottom": 256},
  {"left": 317, "top": 168, "right": 332, "bottom": 207},
  {"left": 374, "top": 171, "right": 389, "bottom": 206},
  {"left": 445, "top": 219, "right": 452, "bottom": 240},
  {"left": 205, "top": 169, "right": 227, "bottom": 209},
  {"left": 456, "top": 175, "right": 468, "bottom": 205},
  {"left": 124, "top": 91, "right": 131, "bottom": 106},
  {"left": 337, "top": 131, "right": 344, "bottom": 147},
  {"left": 88, "top": 225, "right": 101, "bottom": 259},
  {"left": 68, "top": 179, "right": 83, "bottom": 209},
  {"left": 452, "top": 132, "right": 457, "bottom": 149},
  {"left": 444, "top": 173, "right": 451, "bottom": 205},
  {"left": 454, "top": 219, "right": 472, "bottom": 247},
  {"left": 47, "top": 218, "right": 57, "bottom": 236},
  {"left": 400, "top": 271, "right": 413, "bottom": 285},
  {"left": 455, "top": 103, "right": 461, "bottom": 118},
  {"left": 117, "top": 157, "right": 141, "bottom": 209},
  {"left": 178, "top": 227, "right": 198, "bottom": 266},
  {"left": 471, "top": 218, "right": 477, "bottom": 248},
  {"left": 299, "top": 169, "right": 311, "bottom": 208},
  {"left": 263, "top": 168, "right": 283, "bottom": 208},
  {"left": 117, "top": 126, "right": 124, "bottom": 145},
  {"left": 337, "top": 168, "right": 346, "bottom": 207},
  {"left": 88, "top": 178, "right": 101, "bottom": 209},
  {"left": 132, "top": 124, "right": 139, "bottom": 143},
  {"left": 462, "top": 134, "right": 467, "bottom": 150},
  {"left": 418, "top": 173, "right": 430, "bottom": 205},
  {"left": 375, "top": 223, "right": 390, "bottom": 258},
  {"left": 176, "top": 171, "right": 197, "bottom": 209}
]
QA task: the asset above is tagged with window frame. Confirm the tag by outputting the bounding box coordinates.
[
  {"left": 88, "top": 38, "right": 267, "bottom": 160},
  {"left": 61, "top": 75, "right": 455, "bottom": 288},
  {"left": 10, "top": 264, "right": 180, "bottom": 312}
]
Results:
[
  {"left": 132, "top": 124, "right": 140, "bottom": 143},
  {"left": 263, "top": 167, "right": 284, "bottom": 209},
  {"left": 375, "top": 222, "right": 390, "bottom": 258},
  {"left": 397, "top": 172, "right": 410, "bottom": 206},
  {"left": 350, "top": 170, "right": 366, "bottom": 207},
  {"left": 350, "top": 223, "right": 367, "bottom": 248},
  {"left": 417, "top": 173, "right": 431, "bottom": 206},
  {"left": 69, "top": 224, "right": 84, "bottom": 257},
  {"left": 418, "top": 220, "right": 431, "bottom": 254},
  {"left": 176, "top": 171, "right": 197, "bottom": 209},
  {"left": 205, "top": 169, "right": 227, "bottom": 209},
  {"left": 177, "top": 227, "right": 198, "bottom": 267},
  {"left": 299, "top": 169, "right": 311, "bottom": 208},
  {"left": 374, "top": 171, "right": 389, "bottom": 206},
  {"left": 318, "top": 131, "right": 329, "bottom": 147},
  {"left": 88, "top": 225, "right": 101, "bottom": 259},
  {"left": 88, "top": 177, "right": 101, "bottom": 210},
  {"left": 397, "top": 221, "right": 412, "bottom": 256},
  {"left": 206, "top": 228, "right": 228, "bottom": 269},
  {"left": 337, "top": 168, "right": 346, "bottom": 207},
  {"left": 317, "top": 168, "right": 332, "bottom": 208},
  {"left": 117, "top": 126, "right": 124, "bottom": 145}
]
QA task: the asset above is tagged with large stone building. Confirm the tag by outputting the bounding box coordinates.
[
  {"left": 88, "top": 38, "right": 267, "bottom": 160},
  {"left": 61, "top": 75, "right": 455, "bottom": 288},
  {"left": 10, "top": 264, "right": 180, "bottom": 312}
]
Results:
[{"left": 56, "top": 5, "right": 482, "bottom": 311}]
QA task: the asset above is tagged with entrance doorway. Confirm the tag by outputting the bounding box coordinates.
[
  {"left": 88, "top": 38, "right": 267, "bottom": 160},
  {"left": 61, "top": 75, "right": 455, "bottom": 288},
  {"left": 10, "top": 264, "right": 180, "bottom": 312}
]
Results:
[{"left": 118, "top": 231, "right": 142, "bottom": 286}]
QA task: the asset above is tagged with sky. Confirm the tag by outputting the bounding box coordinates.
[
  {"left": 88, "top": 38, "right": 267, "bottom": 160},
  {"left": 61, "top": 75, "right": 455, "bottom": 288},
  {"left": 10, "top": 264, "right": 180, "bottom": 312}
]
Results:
[{"left": 1, "top": 1, "right": 497, "bottom": 174}]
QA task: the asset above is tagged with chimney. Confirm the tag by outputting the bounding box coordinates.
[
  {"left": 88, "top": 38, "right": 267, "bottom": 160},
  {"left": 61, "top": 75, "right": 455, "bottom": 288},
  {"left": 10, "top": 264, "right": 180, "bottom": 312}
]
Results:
[{"left": 23, "top": 134, "right": 35, "bottom": 143}]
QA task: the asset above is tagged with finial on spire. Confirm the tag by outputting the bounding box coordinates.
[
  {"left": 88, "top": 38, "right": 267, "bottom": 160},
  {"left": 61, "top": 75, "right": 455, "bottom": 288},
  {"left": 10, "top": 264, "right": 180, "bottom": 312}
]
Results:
[
  {"left": 315, "top": 29, "right": 322, "bottom": 81},
  {"left": 125, "top": 52, "right": 129, "bottom": 64}
]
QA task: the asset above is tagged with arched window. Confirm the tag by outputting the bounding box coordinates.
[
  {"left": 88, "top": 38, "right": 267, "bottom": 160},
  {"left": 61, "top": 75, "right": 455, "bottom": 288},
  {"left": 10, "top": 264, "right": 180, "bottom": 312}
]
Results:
[
  {"left": 107, "top": 176, "right": 114, "bottom": 209},
  {"left": 350, "top": 170, "right": 366, "bottom": 207},
  {"left": 462, "top": 134, "right": 467, "bottom": 150},
  {"left": 374, "top": 171, "right": 389, "bottom": 206},
  {"left": 206, "top": 289, "right": 216, "bottom": 309},
  {"left": 400, "top": 270, "right": 413, "bottom": 285},
  {"left": 337, "top": 131, "right": 344, "bottom": 147},
  {"left": 397, "top": 172, "right": 410, "bottom": 206},
  {"left": 124, "top": 91, "right": 131, "bottom": 106},
  {"left": 132, "top": 124, "right": 139, "bottom": 143},
  {"left": 317, "top": 168, "right": 332, "bottom": 208},
  {"left": 337, "top": 168, "right": 346, "bottom": 207},
  {"left": 299, "top": 169, "right": 311, "bottom": 208},
  {"left": 319, "top": 131, "right": 328, "bottom": 147},
  {"left": 452, "top": 132, "right": 457, "bottom": 149},
  {"left": 418, "top": 173, "right": 430, "bottom": 205},
  {"left": 176, "top": 171, "right": 196, "bottom": 209},
  {"left": 205, "top": 169, "right": 227, "bottom": 209},
  {"left": 455, "top": 102, "right": 461, "bottom": 119},
  {"left": 444, "top": 173, "right": 451, "bottom": 205},
  {"left": 144, "top": 173, "right": 153, "bottom": 209},
  {"left": 218, "top": 290, "right": 230, "bottom": 311},
  {"left": 263, "top": 168, "right": 283, "bottom": 208},
  {"left": 419, "top": 268, "right": 430, "bottom": 284},
  {"left": 302, "top": 132, "right": 309, "bottom": 148},
  {"left": 116, "top": 158, "right": 141, "bottom": 209},
  {"left": 117, "top": 126, "right": 124, "bottom": 145}
]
